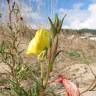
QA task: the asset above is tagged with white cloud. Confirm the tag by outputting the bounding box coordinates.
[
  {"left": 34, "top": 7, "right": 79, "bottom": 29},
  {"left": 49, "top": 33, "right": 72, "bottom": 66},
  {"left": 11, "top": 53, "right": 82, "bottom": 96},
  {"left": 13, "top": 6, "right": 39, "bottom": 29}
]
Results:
[
  {"left": 88, "top": 3, "right": 96, "bottom": 13},
  {"left": 32, "top": 0, "right": 45, "bottom": 13},
  {"left": 20, "top": 2, "right": 46, "bottom": 29},
  {"left": 91, "top": 0, "right": 96, "bottom": 3},
  {"left": 19, "top": 0, "right": 51, "bottom": 29},
  {"left": 21, "top": 3, "right": 40, "bottom": 19},
  {"left": 19, "top": 1, "right": 96, "bottom": 29},
  {"left": 73, "top": 3, "right": 83, "bottom": 9},
  {"left": 59, "top": 3, "right": 96, "bottom": 29}
]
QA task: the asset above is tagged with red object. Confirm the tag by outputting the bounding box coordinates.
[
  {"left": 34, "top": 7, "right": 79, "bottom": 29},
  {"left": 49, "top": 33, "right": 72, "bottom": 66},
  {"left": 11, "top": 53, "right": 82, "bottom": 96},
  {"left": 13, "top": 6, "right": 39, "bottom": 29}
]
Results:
[
  {"left": 56, "top": 75, "right": 80, "bottom": 96},
  {"left": 49, "top": 75, "right": 80, "bottom": 96}
]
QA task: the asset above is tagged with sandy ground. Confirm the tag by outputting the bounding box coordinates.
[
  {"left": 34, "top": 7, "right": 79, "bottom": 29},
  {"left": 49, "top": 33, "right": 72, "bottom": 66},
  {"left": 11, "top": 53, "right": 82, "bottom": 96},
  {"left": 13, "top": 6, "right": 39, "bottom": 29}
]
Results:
[{"left": 0, "top": 32, "right": 96, "bottom": 96}]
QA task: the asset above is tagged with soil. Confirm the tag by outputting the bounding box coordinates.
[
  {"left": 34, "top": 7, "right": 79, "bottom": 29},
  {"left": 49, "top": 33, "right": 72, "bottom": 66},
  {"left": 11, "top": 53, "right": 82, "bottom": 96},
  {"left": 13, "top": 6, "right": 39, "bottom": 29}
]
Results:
[{"left": 0, "top": 30, "right": 96, "bottom": 96}]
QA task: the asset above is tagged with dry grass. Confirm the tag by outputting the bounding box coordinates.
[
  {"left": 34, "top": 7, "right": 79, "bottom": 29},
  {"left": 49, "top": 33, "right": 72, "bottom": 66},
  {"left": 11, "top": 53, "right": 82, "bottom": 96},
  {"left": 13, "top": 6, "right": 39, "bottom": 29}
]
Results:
[{"left": 0, "top": 26, "right": 96, "bottom": 95}]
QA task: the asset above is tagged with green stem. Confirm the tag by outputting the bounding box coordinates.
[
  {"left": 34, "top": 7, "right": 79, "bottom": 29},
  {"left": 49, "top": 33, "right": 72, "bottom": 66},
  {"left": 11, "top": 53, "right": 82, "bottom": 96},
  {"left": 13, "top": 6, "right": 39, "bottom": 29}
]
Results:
[
  {"left": 40, "top": 62, "right": 44, "bottom": 86},
  {"left": 40, "top": 62, "right": 46, "bottom": 96},
  {"left": 43, "top": 62, "right": 51, "bottom": 88}
]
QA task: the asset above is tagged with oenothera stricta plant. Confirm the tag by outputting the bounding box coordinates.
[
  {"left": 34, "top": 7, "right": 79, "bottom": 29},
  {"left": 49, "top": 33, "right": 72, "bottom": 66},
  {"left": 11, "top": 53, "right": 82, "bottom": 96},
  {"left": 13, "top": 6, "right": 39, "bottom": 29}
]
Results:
[{"left": 26, "top": 14, "right": 66, "bottom": 96}]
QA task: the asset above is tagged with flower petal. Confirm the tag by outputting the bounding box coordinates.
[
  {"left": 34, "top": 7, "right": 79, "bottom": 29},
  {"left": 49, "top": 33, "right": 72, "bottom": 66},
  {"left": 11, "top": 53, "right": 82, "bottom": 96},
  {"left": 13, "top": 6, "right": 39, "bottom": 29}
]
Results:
[
  {"left": 26, "top": 29, "right": 50, "bottom": 56},
  {"left": 26, "top": 37, "right": 39, "bottom": 55}
]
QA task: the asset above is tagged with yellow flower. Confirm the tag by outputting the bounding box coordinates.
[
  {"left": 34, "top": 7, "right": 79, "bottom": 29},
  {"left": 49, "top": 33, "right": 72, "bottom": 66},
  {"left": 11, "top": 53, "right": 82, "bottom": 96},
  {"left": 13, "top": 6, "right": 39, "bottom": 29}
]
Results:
[{"left": 26, "top": 29, "right": 50, "bottom": 56}]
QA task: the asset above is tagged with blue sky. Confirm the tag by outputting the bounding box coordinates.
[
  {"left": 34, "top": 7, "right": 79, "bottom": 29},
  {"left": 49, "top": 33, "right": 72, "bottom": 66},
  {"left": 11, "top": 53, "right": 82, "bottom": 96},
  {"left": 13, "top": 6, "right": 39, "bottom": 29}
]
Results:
[{"left": 1, "top": 0, "right": 96, "bottom": 29}]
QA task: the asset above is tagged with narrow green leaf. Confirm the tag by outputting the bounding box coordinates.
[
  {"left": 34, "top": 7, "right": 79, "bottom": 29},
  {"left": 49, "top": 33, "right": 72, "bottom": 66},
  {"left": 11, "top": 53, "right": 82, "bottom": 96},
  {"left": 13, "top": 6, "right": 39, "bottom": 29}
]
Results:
[
  {"left": 58, "top": 14, "right": 67, "bottom": 32},
  {"left": 54, "top": 14, "right": 59, "bottom": 27},
  {"left": 0, "top": 12, "right": 2, "bottom": 17},
  {"left": 48, "top": 17, "right": 57, "bottom": 37},
  {"left": 55, "top": 50, "right": 63, "bottom": 58},
  {"left": 0, "top": 41, "right": 5, "bottom": 53}
]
